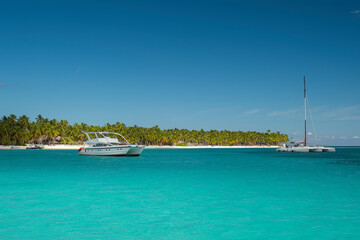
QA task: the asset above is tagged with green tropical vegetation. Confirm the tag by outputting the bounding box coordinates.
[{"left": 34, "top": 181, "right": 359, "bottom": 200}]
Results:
[
  {"left": 176, "top": 143, "right": 187, "bottom": 147},
  {"left": 0, "top": 114, "right": 288, "bottom": 146}
]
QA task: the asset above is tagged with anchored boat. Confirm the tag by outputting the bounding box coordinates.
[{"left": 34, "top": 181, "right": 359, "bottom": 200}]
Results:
[
  {"left": 26, "top": 145, "right": 44, "bottom": 150},
  {"left": 277, "top": 142, "right": 309, "bottom": 152},
  {"left": 78, "top": 132, "right": 145, "bottom": 156},
  {"left": 277, "top": 77, "right": 335, "bottom": 153}
]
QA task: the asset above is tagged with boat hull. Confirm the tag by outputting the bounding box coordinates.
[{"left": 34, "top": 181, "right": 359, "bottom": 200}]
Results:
[
  {"left": 127, "top": 145, "right": 145, "bottom": 156},
  {"left": 322, "top": 147, "right": 336, "bottom": 152},
  {"left": 26, "top": 147, "right": 44, "bottom": 150},
  {"left": 78, "top": 146, "right": 130, "bottom": 156},
  {"left": 277, "top": 147, "right": 309, "bottom": 152},
  {"left": 292, "top": 147, "right": 309, "bottom": 153},
  {"left": 309, "top": 147, "right": 323, "bottom": 152}
]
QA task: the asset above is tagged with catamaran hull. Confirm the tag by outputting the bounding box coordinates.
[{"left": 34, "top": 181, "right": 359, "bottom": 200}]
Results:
[
  {"left": 127, "top": 145, "right": 145, "bottom": 156},
  {"left": 292, "top": 148, "right": 309, "bottom": 153},
  {"left": 78, "top": 146, "right": 130, "bottom": 156},
  {"left": 309, "top": 148, "right": 323, "bottom": 152},
  {"left": 322, "top": 147, "right": 336, "bottom": 152},
  {"left": 277, "top": 146, "right": 335, "bottom": 153},
  {"left": 277, "top": 147, "right": 309, "bottom": 152}
]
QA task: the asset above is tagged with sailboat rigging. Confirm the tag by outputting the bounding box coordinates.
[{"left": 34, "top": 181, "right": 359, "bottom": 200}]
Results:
[{"left": 276, "top": 77, "right": 335, "bottom": 153}]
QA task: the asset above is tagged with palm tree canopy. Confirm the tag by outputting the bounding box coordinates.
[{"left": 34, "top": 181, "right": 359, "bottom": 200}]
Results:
[{"left": 0, "top": 114, "right": 288, "bottom": 146}]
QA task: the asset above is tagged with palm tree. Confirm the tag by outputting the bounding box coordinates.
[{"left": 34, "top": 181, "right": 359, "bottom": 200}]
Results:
[{"left": 36, "top": 114, "right": 44, "bottom": 124}]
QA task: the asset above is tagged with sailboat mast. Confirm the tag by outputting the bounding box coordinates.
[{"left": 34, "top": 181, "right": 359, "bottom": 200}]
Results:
[{"left": 304, "top": 76, "right": 307, "bottom": 146}]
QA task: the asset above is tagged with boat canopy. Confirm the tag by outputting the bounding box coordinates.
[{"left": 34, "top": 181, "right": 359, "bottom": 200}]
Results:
[{"left": 82, "top": 132, "right": 130, "bottom": 145}]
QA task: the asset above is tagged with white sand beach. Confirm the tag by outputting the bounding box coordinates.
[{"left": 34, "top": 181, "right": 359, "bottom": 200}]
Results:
[
  {"left": 0, "top": 144, "right": 277, "bottom": 150},
  {"left": 0, "top": 144, "right": 83, "bottom": 150},
  {"left": 146, "top": 145, "right": 277, "bottom": 149}
]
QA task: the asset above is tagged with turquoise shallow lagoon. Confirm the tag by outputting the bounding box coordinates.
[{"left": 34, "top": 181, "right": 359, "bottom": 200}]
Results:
[{"left": 1, "top": 148, "right": 360, "bottom": 239}]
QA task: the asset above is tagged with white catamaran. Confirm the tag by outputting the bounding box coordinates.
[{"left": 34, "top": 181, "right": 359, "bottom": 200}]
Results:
[
  {"left": 277, "top": 77, "right": 335, "bottom": 153},
  {"left": 78, "top": 132, "right": 145, "bottom": 156}
]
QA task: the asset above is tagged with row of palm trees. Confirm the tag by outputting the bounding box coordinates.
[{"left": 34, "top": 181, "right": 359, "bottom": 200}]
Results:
[{"left": 0, "top": 114, "right": 288, "bottom": 146}]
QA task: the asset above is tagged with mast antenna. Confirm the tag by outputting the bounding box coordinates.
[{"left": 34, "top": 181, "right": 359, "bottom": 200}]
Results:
[{"left": 304, "top": 76, "right": 307, "bottom": 146}]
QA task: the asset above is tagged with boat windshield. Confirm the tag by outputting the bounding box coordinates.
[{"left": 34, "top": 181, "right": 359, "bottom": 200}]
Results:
[
  {"left": 83, "top": 132, "right": 130, "bottom": 145},
  {"left": 87, "top": 133, "right": 98, "bottom": 140},
  {"left": 103, "top": 133, "right": 129, "bottom": 145}
]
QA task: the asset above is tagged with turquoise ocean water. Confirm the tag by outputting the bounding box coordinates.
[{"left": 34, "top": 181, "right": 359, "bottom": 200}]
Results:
[{"left": 1, "top": 148, "right": 360, "bottom": 239}]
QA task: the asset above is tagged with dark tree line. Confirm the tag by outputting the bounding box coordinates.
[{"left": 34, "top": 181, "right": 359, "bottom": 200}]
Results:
[{"left": 0, "top": 114, "right": 288, "bottom": 146}]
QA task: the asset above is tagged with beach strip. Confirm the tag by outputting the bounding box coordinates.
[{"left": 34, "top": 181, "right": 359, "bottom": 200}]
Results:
[{"left": 0, "top": 145, "right": 278, "bottom": 150}]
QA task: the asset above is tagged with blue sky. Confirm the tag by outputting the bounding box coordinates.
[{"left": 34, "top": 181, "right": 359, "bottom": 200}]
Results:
[{"left": 1, "top": 0, "right": 360, "bottom": 145}]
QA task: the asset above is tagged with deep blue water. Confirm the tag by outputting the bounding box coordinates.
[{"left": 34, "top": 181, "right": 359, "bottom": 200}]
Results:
[{"left": 1, "top": 148, "right": 360, "bottom": 239}]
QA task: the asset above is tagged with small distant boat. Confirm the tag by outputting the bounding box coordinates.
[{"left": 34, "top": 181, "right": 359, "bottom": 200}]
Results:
[
  {"left": 78, "top": 132, "right": 145, "bottom": 156},
  {"left": 26, "top": 145, "right": 44, "bottom": 150},
  {"left": 10, "top": 146, "right": 20, "bottom": 150},
  {"left": 277, "top": 77, "right": 335, "bottom": 153}
]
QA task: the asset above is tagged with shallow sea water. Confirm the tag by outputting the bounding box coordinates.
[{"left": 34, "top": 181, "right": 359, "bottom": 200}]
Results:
[{"left": 1, "top": 148, "right": 360, "bottom": 239}]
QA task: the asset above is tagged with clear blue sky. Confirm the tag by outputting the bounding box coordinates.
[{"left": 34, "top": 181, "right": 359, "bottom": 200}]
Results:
[{"left": 1, "top": 0, "right": 360, "bottom": 145}]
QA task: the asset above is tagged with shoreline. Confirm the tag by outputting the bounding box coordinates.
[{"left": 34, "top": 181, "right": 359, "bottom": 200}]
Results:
[
  {"left": 0, "top": 144, "right": 278, "bottom": 150},
  {"left": 145, "top": 145, "right": 278, "bottom": 149}
]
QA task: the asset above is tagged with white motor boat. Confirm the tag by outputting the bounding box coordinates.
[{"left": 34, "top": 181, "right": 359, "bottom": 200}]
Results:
[{"left": 78, "top": 132, "right": 145, "bottom": 156}]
